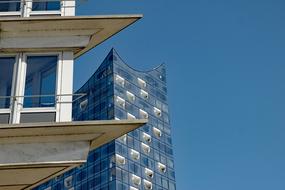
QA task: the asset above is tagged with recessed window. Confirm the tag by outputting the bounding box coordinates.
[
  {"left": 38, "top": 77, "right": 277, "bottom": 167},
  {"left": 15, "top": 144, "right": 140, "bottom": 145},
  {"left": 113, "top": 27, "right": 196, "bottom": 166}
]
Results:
[
  {"left": 64, "top": 176, "right": 73, "bottom": 188},
  {"left": 0, "top": 0, "right": 20, "bottom": 12},
  {"left": 115, "top": 154, "right": 126, "bottom": 165},
  {"left": 139, "top": 109, "right": 148, "bottom": 119},
  {"left": 0, "top": 57, "right": 15, "bottom": 109},
  {"left": 157, "top": 162, "right": 166, "bottom": 173},
  {"left": 154, "top": 107, "right": 162, "bottom": 117},
  {"left": 140, "top": 89, "right": 148, "bottom": 100},
  {"left": 126, "top": 91, "right": 135, "bottom": 102},
  {"left": 131, "top": 174, "right": 141, "bottom": 186},
  {"left": 115, "top": 74, "right": 125, "bottom": 87},
  {"left": 130, "top": 186, "right": 139, "bottom": 190},
  {"left": 130, "top": 149, "right": 140, "bottom": 160},
  {"left": 32, "top": 0, "right": 61, "bottom": 11},
  {"left": 138, "top": 78, "right": 146, "bottom": 88},
  {"left": 79, "top": 99, "right": 88, "bottom": 111},
  {"left": 141, "top": 143, "right": 150, "bottom": 154},
  {"left": 115, "top": 96, "right": 125, "bottom": 108},
  {"left": 143, "top": 179, "right": 153, "bottom": 190},
  {"left": 127, "top": 113, "right": 136, "bottom": 120},
  {"left": 118, "top": 134, "right": 127, "bottom": 144},
  {"left": 153, "top": 127, "right": 162, "bottom": 138},
  {"left": 24, "top": 56, "right": 57, "bottom": 108},
  {"left": 142, "top": 132, "right": 152, "bottom": 143},
  {"left": 144, "top": 168, "right": 154, "bottom": 179}
]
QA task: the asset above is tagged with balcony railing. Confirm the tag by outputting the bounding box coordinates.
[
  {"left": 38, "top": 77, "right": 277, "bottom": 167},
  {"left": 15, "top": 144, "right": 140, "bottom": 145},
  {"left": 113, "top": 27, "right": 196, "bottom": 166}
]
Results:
[{"left": 0, "top": 93, "right": 86, "bottom": 109}]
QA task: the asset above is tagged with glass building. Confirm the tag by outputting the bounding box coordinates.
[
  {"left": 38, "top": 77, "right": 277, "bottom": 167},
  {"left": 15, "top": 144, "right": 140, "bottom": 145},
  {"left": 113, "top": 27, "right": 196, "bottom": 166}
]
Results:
[{"left": 34, "top": 49, "right": 176, "bottom": 190}]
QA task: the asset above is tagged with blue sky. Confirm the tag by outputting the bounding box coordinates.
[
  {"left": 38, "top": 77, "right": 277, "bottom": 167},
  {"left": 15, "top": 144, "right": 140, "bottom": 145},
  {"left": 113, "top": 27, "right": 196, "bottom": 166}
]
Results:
[{"left": 75, "top": 1, "right": 285, "bottom": 189}]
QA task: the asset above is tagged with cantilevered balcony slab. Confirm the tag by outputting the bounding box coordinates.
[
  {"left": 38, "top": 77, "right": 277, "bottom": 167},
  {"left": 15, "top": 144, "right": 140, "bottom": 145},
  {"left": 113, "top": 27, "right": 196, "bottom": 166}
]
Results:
[
  {"left": 0, "top": 119, "right": 146, "bottom": 190},
  {"left": 0, "top": 15, "right": 142, "bottom": 58}
]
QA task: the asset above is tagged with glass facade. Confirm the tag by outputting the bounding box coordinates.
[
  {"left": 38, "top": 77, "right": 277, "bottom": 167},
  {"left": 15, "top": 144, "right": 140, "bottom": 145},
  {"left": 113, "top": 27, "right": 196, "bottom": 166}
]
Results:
[
  {"left": 34, "top": 49, "right": 176, "bottom": 190},
  {"left": 0, "top": 0, "right": 20, "bottom": 12}
]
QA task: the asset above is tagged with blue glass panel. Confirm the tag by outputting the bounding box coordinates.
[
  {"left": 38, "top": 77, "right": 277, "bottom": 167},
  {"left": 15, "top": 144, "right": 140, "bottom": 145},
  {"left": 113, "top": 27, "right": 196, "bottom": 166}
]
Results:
[
  {"left": 0, "top": 0, "right": 20, "bottom": 12},
  {"left": 24, "top": 56, "right": 57, "bottom": 108},
  {"left": 32, "top": 1, "right": 60, "bottom": 11},
  {"left": 0, "top": 57, "right": 15, "bottom": 109}
]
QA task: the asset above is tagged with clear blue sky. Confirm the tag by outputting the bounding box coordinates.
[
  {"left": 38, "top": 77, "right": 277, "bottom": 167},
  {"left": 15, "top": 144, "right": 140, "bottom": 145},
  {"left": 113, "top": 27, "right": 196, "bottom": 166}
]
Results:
[{"left": 75, "top": 1, "right": 285, "bottom": 189}]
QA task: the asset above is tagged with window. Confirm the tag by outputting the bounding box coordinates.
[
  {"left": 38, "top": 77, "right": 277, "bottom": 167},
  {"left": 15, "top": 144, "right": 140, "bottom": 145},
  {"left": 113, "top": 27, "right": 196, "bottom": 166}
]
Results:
[
  {"left": 157, "top": 163, "right": 166, "bottom": 173},
  {"left": 140, "top": 89, "right": 149, "bottom": 100},
  {"left": 131, "top": 174, "right": 141, "bottom": 186},
  {"left": 144, "top": 168, "right": 154, "bottom": 179},
  {"left": 0, "top": 57, "right": 15, "bottom": 109},
  {"left": 126, "top": 91, "right": 135, "bottom": 102},
  {"left": 64, "top": 176, "right": 73, "bottom": 188},
  {"left": 141, "top": 143, "right": 150, "bottom": 154},
  {"left": 127, "top": 113, "right": 136, "bottom": 120},
  {"left": 116, "top": 96, "right": 125, "bottom": 109},
  {"left": 139, "top": 109, "right": 148, "bottom": 119},
  {"left": 154, "top": 107, "right": 162, "bottom": 117},
  {"left": 130, "top": 149, "right": 140, "bottom": 161},
  {"left": 115, "top": 154, "right": 126, "bottom": 165},
  {"left": 32, "top": 0, "right": 61, "bottom": 11},
  {"left": 138, "top": 78, "right": 146, "bottom": 88},
  {"left": 153, "top": 127, "right": 162, "bottom": 138},
  {"left": 0, "top": 0, "right": 20, "bottom": 12},
  {"left": 115, "top": 74, "right": 125, "bottom": 87},
  {"left": 142, "top": 132, "right": 152, "bottom": 144},
  {"left": 143, "top": 179, "right": 153, "bottom": 190},
  {"left": 24, "top": 56, "right": 57, "bottom": 108}
]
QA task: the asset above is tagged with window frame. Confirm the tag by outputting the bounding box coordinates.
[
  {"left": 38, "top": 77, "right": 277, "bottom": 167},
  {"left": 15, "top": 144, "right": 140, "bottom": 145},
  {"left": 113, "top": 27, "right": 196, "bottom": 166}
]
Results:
[
  {"left": 21, "top": 52, "right": 61, "bottom": 113},
  {"left": 0, "top": 54, "right": 19, "bottom": 112},
  {"left": 0, "top": 0, "right": 21, "bottom": 16},
  {"left": 30, "top": 0, "right": 62, "bottom": 16}
]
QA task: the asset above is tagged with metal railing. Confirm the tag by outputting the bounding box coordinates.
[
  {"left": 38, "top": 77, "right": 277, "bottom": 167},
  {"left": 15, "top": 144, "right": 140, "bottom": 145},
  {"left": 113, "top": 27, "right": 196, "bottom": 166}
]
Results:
[{"left": 0, "top": 93, "right": 86, "bottom": 108}]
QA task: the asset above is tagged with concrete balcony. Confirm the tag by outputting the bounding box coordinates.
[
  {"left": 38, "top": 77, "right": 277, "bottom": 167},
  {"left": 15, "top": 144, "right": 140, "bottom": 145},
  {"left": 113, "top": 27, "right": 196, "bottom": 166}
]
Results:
[{"left": 0, "top": 119, "right": 147, "bottom": 190}]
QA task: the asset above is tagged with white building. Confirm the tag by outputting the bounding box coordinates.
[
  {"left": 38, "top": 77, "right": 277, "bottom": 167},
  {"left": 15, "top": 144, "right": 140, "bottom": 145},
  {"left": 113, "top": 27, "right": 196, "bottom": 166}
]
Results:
[{"left": 0, "top": 1, "right": 144, "bottom": 189}]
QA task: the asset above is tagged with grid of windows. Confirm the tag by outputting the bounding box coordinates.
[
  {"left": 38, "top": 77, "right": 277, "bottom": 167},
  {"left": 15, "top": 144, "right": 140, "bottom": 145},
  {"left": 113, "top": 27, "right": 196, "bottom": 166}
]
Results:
[{"left": 34, "top": 49, "right": 176, "bottom": 190}]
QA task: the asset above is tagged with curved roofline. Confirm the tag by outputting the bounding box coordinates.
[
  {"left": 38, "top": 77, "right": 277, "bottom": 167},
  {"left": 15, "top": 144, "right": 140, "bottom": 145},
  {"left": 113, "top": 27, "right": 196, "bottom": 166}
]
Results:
[{"left": 112, "top": 48, "right": 165, "bottom": 73}]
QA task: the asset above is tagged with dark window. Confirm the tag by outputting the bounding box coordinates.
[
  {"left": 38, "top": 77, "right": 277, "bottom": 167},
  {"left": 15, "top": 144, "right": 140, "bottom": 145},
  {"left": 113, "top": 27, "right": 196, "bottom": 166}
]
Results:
[
  {"left": 32, "top": 1, "right": 60, "bottom": 11},
  {"left": 0, "top": 0, "right": 20, "bottom": 12},
  {"left": 0, "top": 57, "right": 15, "bottom": 109},
  {"left": 24, "top": 56, "right": 57, "bottom": 108}
]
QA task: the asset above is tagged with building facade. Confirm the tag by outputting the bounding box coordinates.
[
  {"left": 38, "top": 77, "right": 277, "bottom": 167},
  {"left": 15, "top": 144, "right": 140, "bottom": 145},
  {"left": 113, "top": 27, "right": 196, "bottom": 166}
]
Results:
[
  {"left": 35, "top": 49, "right": 176, "bottom": 190},
  {"left": 0, "top": 1, "right": 144, "bottom": 189}
]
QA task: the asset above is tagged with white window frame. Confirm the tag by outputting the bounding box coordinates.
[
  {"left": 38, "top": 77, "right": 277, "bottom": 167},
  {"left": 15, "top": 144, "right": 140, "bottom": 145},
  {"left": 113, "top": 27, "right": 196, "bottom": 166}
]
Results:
[
  {"left": 0, "top": 0, "right": 21, "bottom": 17},
  {"left": 13, "top": 52, "right": 62, "bottom": 123},
  {"left": 0, "top": 53, "right": 19, "bottom": 123}
]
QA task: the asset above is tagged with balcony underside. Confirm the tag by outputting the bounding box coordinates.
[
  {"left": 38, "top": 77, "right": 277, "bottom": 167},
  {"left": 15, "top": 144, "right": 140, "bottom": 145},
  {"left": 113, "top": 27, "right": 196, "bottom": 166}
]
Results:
[
  {"left": 0, "top": 15, "right": 142, "bottom": 58},
  {"left": 0, "top": 119, "right": 146, "bottom": 190}
]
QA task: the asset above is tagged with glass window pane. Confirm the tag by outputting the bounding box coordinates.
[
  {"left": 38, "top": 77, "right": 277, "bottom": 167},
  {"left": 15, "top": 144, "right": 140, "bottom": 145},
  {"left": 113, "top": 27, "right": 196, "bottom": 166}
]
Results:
[
  {"left": 0, "top": 0, "right": 20, "bottom": 12},
  {"left": 32, "top": 1, "right": 61, "bottom": 11},
  {"left": 0, "top": 57, "right": 15, "bottom": 109},
  {"left": 24, "top": 56, "right": 57, "bottom": 108}
]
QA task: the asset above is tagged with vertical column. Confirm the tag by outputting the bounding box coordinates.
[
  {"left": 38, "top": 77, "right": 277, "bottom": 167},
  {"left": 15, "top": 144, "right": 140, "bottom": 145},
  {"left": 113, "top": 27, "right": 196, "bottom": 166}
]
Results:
[
  {"left": 56, "top": 51, "right": 74, "bottom": 122},
  {"left": 11, "top": 53, "right": 26, "bottom": 124},
  {"left": 23, "top": 0, "right": 32, "bottom": 17}
]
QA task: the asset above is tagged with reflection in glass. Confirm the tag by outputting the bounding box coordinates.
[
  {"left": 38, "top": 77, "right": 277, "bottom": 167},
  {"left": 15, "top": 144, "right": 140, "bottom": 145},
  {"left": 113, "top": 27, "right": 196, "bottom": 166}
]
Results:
[
  {"left": 0, "top": 0, "right": 20, "bottom": 12},
  {"left": 24, "top": 56, "right": 57, "bottom": 108},
  {"left": 0, "top": 57, "right": 15, "bottom": 109},
  {"left": 32, "top": 1, "right": 61, "bottom": 11}
]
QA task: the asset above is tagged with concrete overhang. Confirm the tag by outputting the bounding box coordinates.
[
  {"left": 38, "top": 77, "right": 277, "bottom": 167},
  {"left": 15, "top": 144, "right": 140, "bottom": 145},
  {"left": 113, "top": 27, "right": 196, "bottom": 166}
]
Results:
[
  {"left": 0, "top": 119, "right": 147, "bottom": 190},
  {"left": 0, "top": 15, "right": 142, "bottom": 58}
]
